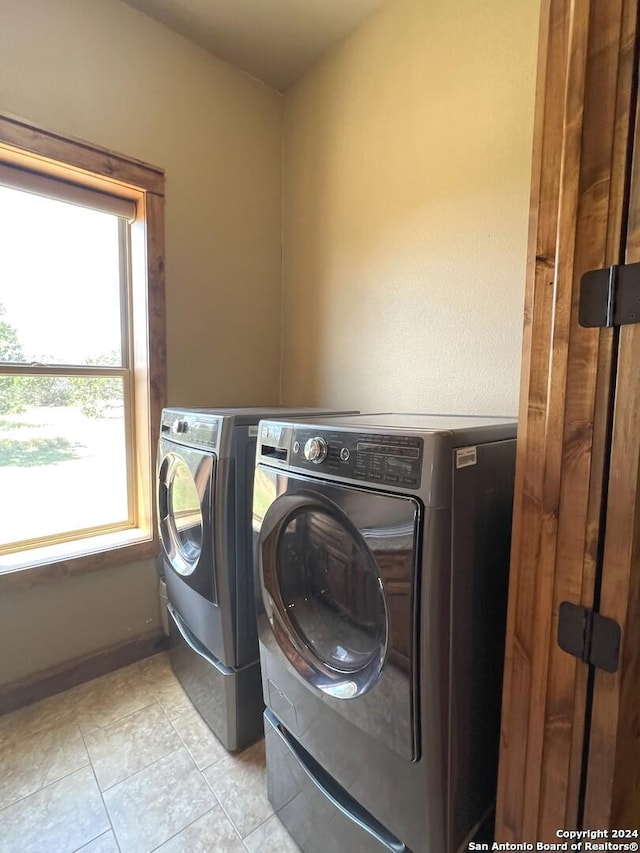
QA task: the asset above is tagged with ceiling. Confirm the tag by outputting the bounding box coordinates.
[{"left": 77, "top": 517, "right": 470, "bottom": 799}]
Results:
[{"left": 121, "top": 0, "right": 385, "bottom": 92}]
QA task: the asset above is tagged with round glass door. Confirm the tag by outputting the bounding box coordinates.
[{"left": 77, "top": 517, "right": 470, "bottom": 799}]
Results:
[
  {"left": 162, "top": 457, "right": 203, "bottom": 575},
  {"left": 262, "top": 495, "right": 388, "bottom": 698}
]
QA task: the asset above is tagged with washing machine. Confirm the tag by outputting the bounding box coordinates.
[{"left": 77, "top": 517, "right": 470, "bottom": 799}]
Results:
[
  {"left": 253, "top": 413, "right": 516, "bottom": 852},
  {"left": 157, "top": 406, "right": 354, "bottom": 752}
]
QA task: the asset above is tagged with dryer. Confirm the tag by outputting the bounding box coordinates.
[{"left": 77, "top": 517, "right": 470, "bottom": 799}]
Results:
[
  {"left": 253, "top": 414, "right": 516, "bottom": 852},
  {"left": 157, "top": 406, "right": 354, "bottom": 752}
]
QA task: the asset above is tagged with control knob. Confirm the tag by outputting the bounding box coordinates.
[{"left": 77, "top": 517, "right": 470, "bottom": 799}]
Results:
[
  {"left": 174, "top": 419, "right": 189, "bottom": 434},
  {"left": 304, "top": 437, "right": 328, "bottom": 464}
]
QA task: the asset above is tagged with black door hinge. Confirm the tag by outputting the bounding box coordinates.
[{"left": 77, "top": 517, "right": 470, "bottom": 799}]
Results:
[
  {"left": 580, "top": 262, "right": 640, "bottom": 327},
  {"left": 558, "top": 602, "right": 621, "bottom": 673}
]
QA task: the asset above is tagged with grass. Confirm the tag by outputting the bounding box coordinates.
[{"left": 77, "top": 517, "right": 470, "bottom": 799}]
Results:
[
  {"left": 0, "top": 406, "right": 128, "bottom": 544},
  {"left": 252, "top": 467, "right": 277, "bottom": 522},
  {"left": 0, "top": 437, "right": 82, "bottom": 467},
  {"left": 0, "top": 417, "right": 40, "bottom": 430}
]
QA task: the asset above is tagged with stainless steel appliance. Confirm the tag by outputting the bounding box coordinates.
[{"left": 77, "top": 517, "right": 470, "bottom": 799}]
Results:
[
  {"left": 253, "top": 413, "right": 516, "bottom": 851},
  {"left": 157, "top": 406, "right": 354, "bottom": 752}
]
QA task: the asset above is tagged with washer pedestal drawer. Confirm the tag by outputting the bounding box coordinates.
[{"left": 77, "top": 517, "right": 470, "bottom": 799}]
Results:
[
  {"left": 168, "top": 604, "right": 263, "bottom": 752},
  {"left": 264, "top": 710, "right": 407, "bottom": 853}
]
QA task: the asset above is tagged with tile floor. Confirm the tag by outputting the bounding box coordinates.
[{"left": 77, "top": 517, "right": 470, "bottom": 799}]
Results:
[{"left": 0, "top": 653, "right": 301, "bottom": 853}]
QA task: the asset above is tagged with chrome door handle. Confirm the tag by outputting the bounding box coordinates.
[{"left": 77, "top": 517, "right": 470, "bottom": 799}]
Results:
[{"left": 167, "top": 603, "right": 233, "bottom": 676}]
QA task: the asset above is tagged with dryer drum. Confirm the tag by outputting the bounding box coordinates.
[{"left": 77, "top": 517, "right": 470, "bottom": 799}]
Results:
[
  {"left": 260, "top": 491, "right": 389, "bottom": 699},
  {"left": 158, "top": 450, "right": 212, "bottom": 577}
]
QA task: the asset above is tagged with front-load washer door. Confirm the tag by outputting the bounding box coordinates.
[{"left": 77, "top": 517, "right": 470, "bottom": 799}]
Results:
[
  {"left": 256, "top": 468, "right": 420, "bottom": 760},
  {"left": 158, "top": 441, "right": 217, "bottom": 602}
]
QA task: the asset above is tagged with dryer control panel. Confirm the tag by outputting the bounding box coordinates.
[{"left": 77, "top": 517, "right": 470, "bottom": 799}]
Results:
[
  {"left": 289, "top": 427, "right": 424, "bottom": 489},
  {"left": 160, "top": 409, "right": 221, "bottom": 450}
]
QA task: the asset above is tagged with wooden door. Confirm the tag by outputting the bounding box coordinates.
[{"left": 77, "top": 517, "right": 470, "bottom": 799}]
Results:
[
  {"left": 496, "top": 0, "right": 640, "bottom": 840},
  {"left": 582, "top": 65, "right": 640, "bottom": 831}
]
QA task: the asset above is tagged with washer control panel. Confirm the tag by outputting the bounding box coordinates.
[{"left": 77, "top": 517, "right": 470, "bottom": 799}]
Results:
[
  {"left": 303, "top": 436, "right": 328, "bottom": 463},
  {"left": 290, "top": 428, "right": 423, "bottom": 489},
  {"left": 160, "top": 410, "right": 220, "bottom": 449}
]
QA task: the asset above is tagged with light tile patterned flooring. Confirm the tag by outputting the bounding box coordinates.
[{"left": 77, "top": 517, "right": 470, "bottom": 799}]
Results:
[{"left": 0, "top": 653, "right": 301, "bottom": 853}]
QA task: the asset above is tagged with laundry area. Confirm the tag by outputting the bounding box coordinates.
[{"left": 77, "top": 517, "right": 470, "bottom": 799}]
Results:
[{"left": 1, "top": 0, "right": 638, "bottom": 851}]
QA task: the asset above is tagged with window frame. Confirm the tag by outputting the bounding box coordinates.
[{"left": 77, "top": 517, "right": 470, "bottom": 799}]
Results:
[{"left": 0, "top": 113, "right": 166, "bottom": 587}]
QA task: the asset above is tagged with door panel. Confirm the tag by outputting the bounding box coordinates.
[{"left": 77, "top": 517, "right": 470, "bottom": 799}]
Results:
[
  {"left": 273, "top": 502, "right": 387, "bottom": 676},
  {"left": 255, "top": 466, "right": 420, "bottom": 761},
  {"left": 157, "top": 440, "right": 216, "bottom": 602},
  {"left": 496, "top": 0, "right": 639, "bottom": 839},
  {"left": 258, "top": 474, "right": 419, "bottom": 698},
  {"left": 583, "top": 93, "right": 640, "bottom": 827},
  {"left": 164, "top": 457, "right": 204, "bottom": 573}
]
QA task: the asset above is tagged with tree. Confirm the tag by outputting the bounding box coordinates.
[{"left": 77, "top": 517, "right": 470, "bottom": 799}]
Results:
[
  {"left": 0, "top": 303, "right": 24, "bottom": 361},
  {"left": 68, "top": 353, "right": 122, "bottom": 418},
  {"left": 0, "top": 303, "right": 26, "bottom": 414},
  {"left": 0, "top": 303, "right": 120, "bottom": 417}
]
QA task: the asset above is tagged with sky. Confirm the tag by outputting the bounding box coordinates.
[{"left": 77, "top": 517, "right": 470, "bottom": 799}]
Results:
[{"left": 0, "top": 185, "right": 123, "bottom": 365}]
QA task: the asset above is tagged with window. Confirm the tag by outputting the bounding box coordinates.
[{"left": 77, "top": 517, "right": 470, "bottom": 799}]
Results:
[{"left": 0, "top": 115, "right": 166, "bottom": 578}]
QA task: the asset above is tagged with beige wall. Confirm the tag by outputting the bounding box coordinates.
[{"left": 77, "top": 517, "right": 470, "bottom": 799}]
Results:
[
  {"left": 0, "top": 0, "right": 539, "bottom": 685},
  {"left": 281, "top": 0, "right": 539, "bottom": 415},
  {"left": 0, "top": 0, "right": 282, "bottom": 683},
  {"left": 0, "top": 562, "right": 159, "bottom": 685},
  {"left": 1, "top": 0, "right": 282, "bottom": 410}
]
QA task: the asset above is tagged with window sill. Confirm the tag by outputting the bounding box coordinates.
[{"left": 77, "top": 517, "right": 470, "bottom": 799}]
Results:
[{"left": 0, "top": 529, "right": 159, "bottom": 590}]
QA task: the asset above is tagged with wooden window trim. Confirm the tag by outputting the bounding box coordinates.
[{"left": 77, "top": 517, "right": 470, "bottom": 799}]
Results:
[
  {"left": 0, "top": 113, "right": 164, "bottom": 196},
  {"left": 0, "top": 114, "right": 166, "bottom": 590}
]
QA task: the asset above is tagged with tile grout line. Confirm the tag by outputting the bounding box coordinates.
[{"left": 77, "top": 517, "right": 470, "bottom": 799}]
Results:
[
  {"left": 201, "top": 764, "right": 275, "bottom": 845},
  {"left": 2, "top": 656, "right": 281, "bottom": 852},
  {"left": 0, "top": 658, "right": 180, "bottom": 845},
  {"left": 83, "top": 699, "right": 185, "bottom": 793},
  {"left": 100, "top": 742, "right": 185, "bottom": 795},
  {"left": 0, "top": 651, "right": 166, "bottom": 742},
  {"left": 79, "top": 724, "right": 121, "bottom": 853},
  {"left": 82, "top": 686, "right": 192, "bottom": 848},
  {"left": 243, "top": 810, "right": 278, "bottom": 848},
  {"left": 0, "top": 705, "right": 76, "bottom": 745},
  {"left": 202, "top": 769, "right": 246, "bottom": 839},
  {"left": 78, "top": 694, "right": 179, "bottom": 799},
  {"left": 0, "top": 710, "right": 92, "bottom": 813},
  {"left": 70, "top": 670, "right": 158, "bottom": 737},
  {"left": 74, "top": 829, "right": 119, "bottom": 853},
  {"left": 154, "top": 689, "right": 207, "bottom": 776},
  {"left": 154, "top": 679, "right": 264, "bottom": 848},
  {"left": 102, "top": 743, "right": 217, "bottom": 851},
  {"left": 77, "top": 697, "right": 159, "bottom": 738},
  {"left": 147, "top": 805, "right": 222, "bottom": 853},
  {"left": 141, "top": 745, "right": 225, "bottom": 851},
  {"left": 0, "top": 758, "right": 92, "bottom": 815},
  {"left": 155, "top": 685, "right": 230, "bottom": 776},
  {"left": 74, "top": 663, "right": 186, "bottom": 847}
]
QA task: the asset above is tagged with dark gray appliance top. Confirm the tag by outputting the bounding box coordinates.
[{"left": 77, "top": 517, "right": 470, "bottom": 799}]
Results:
[
  {"left": 159, "top": 407, "right": 359, "bottom": 454},
  {"left": 161, "top": 406, "right": 356, "bottom": 426},
  {"left": 273, "top": 412, "right": 517, "bottom": 443}
]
